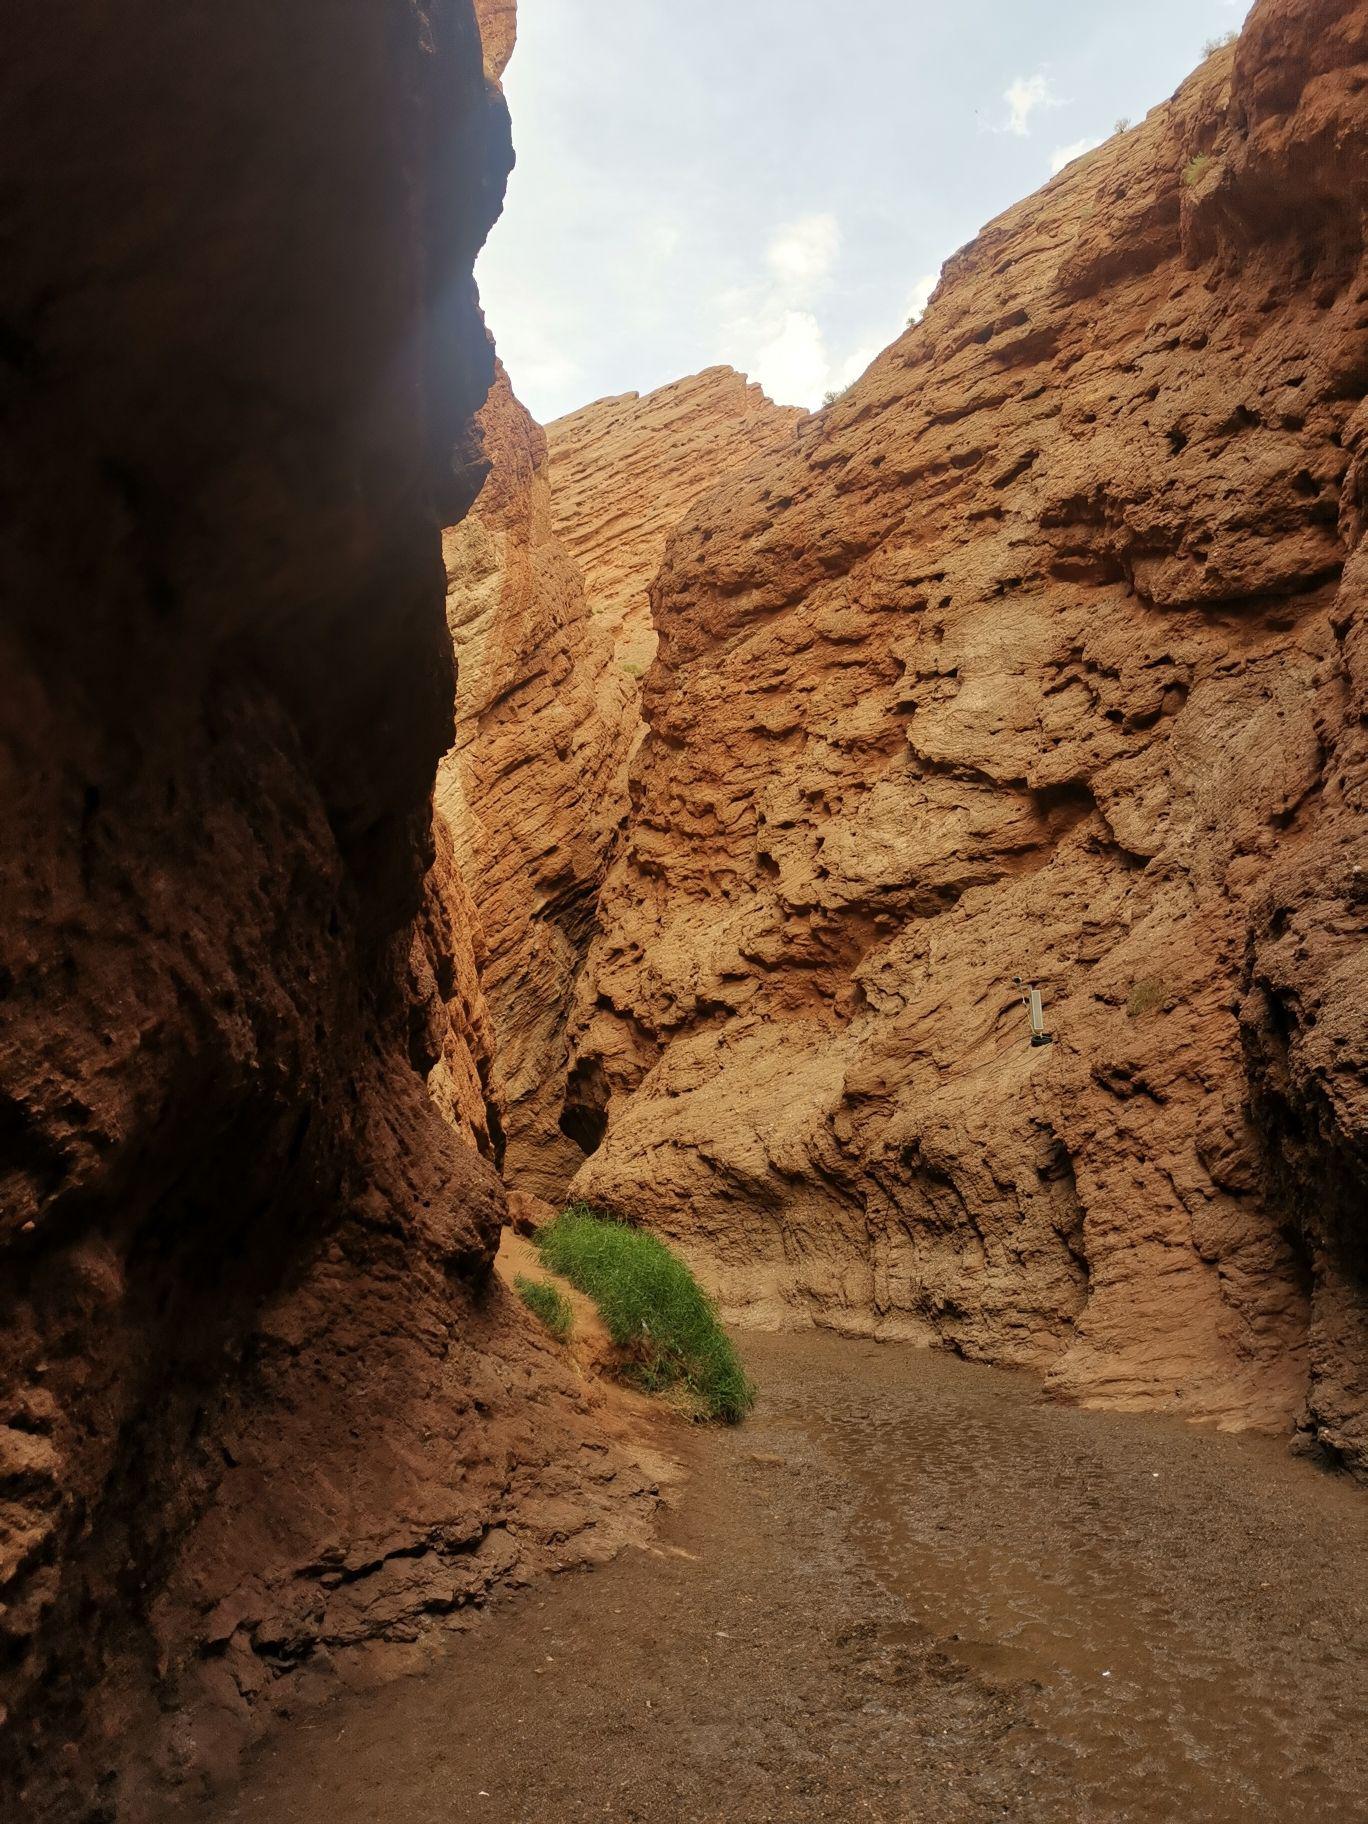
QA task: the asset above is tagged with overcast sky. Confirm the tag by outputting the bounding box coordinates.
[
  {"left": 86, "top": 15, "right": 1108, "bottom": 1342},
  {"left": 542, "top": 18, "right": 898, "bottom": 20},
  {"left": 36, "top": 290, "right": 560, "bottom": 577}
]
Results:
[{"left": 477, "top": 0, "right": 1252, "bottom": 423}]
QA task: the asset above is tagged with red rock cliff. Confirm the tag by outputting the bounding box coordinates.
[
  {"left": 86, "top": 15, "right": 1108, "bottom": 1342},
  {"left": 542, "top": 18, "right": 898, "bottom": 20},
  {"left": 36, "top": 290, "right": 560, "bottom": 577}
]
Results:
[
  {"left": 0, "top": 2, "right": 655, "bottom": 1815},
  {"left": 568, "top": 0, "right": 1368, "bottom": 1468},
  {"left": 440, "top": 368, "right": 803, "bottom": 1196}
]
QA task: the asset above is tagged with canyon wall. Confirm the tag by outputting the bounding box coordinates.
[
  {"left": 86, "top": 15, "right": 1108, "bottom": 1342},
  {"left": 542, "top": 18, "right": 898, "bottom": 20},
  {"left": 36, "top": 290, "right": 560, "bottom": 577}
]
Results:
[
  {"left": 545, "top": 369, "right": 807, "bottom": 683},
  {"left": 0, "top": 4, "right": 658, "bottom": 1817},
  {"left": 440, "top": 367, "right": 802, "bottom": 1197},
  {"left": 567, "top": 0, "right": 1368, "bottom": 1468}
]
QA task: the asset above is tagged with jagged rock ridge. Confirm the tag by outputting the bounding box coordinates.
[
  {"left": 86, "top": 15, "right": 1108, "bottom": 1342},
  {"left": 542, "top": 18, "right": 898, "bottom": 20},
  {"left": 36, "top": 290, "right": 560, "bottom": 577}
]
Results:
[{"left": 563, "top": 0, "right": 1368, "bottom": 1468}]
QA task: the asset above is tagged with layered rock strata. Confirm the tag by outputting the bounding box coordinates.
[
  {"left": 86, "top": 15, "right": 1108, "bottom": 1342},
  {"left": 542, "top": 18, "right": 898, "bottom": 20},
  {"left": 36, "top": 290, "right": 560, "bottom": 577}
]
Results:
[
  {"left": 545, "top": 368, "right": 807, "bottom": 682},
  {"left": 440, "top": 368, "right": 802, "bottom": 1196},
  {"left": 568, "top": 0, "right": 1368, "bottom": 1467},
  {"left": 0, "top": 2, "right": 656, "bottom": 1816},
  {"left": 439, "top": 368, "right": 619, "bottom": 1199}
]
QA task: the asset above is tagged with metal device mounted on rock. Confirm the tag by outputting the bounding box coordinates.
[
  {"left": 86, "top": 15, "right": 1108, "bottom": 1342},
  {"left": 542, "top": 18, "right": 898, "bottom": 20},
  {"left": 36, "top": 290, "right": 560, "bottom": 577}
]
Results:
[{"left": 1014, "top": 977, "right": 1054, "bottom": 1047}]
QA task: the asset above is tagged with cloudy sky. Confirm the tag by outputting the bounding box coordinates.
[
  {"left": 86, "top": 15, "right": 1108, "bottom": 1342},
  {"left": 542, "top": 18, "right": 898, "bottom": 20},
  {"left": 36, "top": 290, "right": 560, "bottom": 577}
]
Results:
[{"left": 477, "top": 0, "right": 1252, "bottom": 424}]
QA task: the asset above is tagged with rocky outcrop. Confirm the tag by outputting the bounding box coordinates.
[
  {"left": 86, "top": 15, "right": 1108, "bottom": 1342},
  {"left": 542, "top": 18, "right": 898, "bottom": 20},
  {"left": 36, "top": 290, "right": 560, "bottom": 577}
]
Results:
[
  {"left": 568, "top": 0, "right": 1368, "bottom": 1465},
  {"left": 0, "top": 2, "right": 658, "bottom": 1816},
  {"left": 439, "top": 369, "right": 620, "bottom": 1199},
  {"left": 440, "top": 368, "right": 803, "bottom": 1197},
  {"left": 545, "top": 368, "right": 807, "bottom": 682}
]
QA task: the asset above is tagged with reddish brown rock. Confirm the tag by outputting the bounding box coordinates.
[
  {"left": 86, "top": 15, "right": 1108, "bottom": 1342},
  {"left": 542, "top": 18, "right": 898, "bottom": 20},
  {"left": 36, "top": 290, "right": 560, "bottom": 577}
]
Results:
[
  {"left": 439, "top": 366, "right": 622, "bottom": 1197},
  {"left": 506, "top": 1187, "right": 558, "bottom": 1235},
  {"left": 0, "top": 1, "right": 658, "bottom": 1816},
  {"left": 545, "top": 367, "right": 807, "bottom": 682},
  {"left": 476, "top": 0, "right": 518, "bottom": 82},
  {"left": 568, "top": 0, "right": 1368, "bottom": 1465},
  {"left": 440, "top": 367, "right": 803, "bottom": 1197}
]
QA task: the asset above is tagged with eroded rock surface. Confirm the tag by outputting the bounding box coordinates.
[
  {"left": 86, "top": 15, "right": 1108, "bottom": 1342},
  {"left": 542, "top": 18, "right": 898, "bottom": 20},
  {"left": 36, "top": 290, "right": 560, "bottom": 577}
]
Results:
[
  {"left": 568, "top": 0, "right": 1368, "bottom": 1464},
  {"left": 440, "top": 368, "right": 802, "bottom": 1197},
  {"left": 0, "top": 2, "right": 658, "bottom": 1816},
  {"left": 439, "top": 369, "right": 620, "bottom": 1199},
  {"left": 546, "top": 368, "right": 807, "bottom": 681}
]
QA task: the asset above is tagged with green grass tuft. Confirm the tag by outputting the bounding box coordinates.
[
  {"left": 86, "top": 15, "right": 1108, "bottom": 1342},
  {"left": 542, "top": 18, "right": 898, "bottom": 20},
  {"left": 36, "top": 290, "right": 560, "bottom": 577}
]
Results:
[
  {"left": 535, "top": 1206, "right": 755, "bottom": 1423},
  {"left": 1182, "top": 153, "right": 1214, "bottom": 187},
  {"left": 514, "top": 1274, "right": 574, "bottom": 1343}
]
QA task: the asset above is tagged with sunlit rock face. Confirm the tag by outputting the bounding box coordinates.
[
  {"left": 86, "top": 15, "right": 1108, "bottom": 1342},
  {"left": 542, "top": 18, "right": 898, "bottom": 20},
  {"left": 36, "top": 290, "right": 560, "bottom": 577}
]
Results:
[
  {"left": 567, "top": 0, "right": 1368, "bottom": 1467},
  {"left": 0, "top": 1, "right": 659, "bottom": 1815},
  {"left": 545, "top": 368, "right": 809, "bottom": 688},
  {"left": 440, "top": 366, "right": 804, "bottom": 1198}
]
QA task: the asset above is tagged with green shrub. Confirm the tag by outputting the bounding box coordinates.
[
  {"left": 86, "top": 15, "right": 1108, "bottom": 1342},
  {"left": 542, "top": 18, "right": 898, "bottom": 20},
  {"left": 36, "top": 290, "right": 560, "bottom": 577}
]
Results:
[
  {"left": 1126, "top": 977, "right": 1168, "bottom": 1018},
  {"left": 535, "top": 1206, "right": 755, "bottom": 1423},
  {"left": 514, "top": 1274, "right": 574, "bottom": 1343},
  {"left": 1183, "top": 153, "right": 1213, "bottom": 187}
]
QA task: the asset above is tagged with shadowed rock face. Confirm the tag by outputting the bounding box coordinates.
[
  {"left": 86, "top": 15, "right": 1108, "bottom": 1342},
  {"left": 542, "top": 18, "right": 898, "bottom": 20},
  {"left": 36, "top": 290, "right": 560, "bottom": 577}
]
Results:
[
  {"left": 0, "top": 2, "right": 658, "bottom": 1815},
  {"left": 439, "top": 368, "right": 620, "bottom": 1200},
  {"left": 566, "top": 0, "right": 1368, "bottom": 1464},
  {"left": 440, "top": 367, "right": 803, "bottom": 1199}
]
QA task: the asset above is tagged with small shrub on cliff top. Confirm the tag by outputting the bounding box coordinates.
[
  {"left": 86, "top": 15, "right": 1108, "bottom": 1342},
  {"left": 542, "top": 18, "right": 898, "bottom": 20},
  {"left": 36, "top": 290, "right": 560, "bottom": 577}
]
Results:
[
  {"left": 514, "top": 1274, "right": 574, "bottom": 1343},
  {"left": 1202, "top": 30, "right": 1238, "bottom": 56},
  {"left": 535, "top": 1206, "right": 755, "bottom": 1423}
]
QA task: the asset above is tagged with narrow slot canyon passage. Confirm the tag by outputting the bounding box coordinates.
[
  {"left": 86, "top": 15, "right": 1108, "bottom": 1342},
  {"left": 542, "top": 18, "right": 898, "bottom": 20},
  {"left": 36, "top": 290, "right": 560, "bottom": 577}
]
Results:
[
  {"left": 6, "top": 0, "right": 1368, "bottom": 1816},
  {"left": 183, "top": 1333, "right": 1368, "bottom": 1824}
]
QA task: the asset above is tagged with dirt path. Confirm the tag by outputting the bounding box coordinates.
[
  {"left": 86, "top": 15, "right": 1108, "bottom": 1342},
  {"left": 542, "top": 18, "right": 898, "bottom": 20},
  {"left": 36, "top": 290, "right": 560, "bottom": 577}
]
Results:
[{"left": 185, "top": 1331, "right": 1368, "bottom": 1823}]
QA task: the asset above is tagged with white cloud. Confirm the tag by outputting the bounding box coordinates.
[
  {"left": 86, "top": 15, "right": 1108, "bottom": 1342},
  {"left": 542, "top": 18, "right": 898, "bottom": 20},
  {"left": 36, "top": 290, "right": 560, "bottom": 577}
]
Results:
[
  {"left": 751, "top": 309, "right": 831, "bottom": 406},
  {"left": 488, "top": 312, "right": 582, "bottom": 405},
  {"left": 906, "top": 269, "right": 940, "bottom": 322},
  {"left": 832, "top": 339, "right": 879, "bottom": 389},
  {"left": 1049, "top": 135, "right": 1102, "bottom": 174},
  {"left": 721, "top": 232, "right": 948, "bottom": 409},
  {"left": 752, "top": 319, "right": 881, "bottom": 409},
  {"left": 645, "top": 222, "right": 682, "bottom": 261},
  {"left": 1003, "top": 71, "right": 1060, "bottom": 136},
  {"left": 765, "top": 213, "right": 840, "bottom": 294},
  {"left": 714, "top": 213, "right": 848, "bottom": 408}
]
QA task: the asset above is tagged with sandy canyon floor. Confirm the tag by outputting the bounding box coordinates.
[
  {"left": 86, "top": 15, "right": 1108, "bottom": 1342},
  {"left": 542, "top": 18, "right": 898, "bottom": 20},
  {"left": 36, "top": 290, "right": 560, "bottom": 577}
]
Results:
[{"left": 180, "top": 1332, "right": 1368, "bottom": 1824}]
